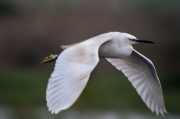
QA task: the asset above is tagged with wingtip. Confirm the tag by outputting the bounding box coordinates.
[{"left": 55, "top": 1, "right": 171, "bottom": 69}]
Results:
[
  {"left": 48, "top": 107, "right": 62, "bottom": 115},
  {"left": 164, "top": 108, "right": 168, "bottom": 113},
  {"left": 153, "top": 108, "right": 168, "bottom": 117},
  {"left": 160, "top": 108, "right": 168, "bottom": 116},
  {"left": 164, "top": 109, "right": 169, "bottom": 115},
  {"left": 55, "top": 110, "right": 60, "bottom": 114},
  {"left": 50, "top": 110, "right": 56, "bottom": 115}
]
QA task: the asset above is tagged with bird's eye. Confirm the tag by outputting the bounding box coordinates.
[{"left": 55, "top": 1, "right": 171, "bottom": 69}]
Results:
[
  {"left": 128, "top": 38, "right": 135, "bottom": 41},
  {"left": 128, "top": 38, "right": 132, "bottom": 41}
]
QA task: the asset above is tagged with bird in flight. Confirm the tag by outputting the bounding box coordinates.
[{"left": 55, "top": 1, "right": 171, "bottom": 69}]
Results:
[{"left": 42, "top": 32, "right": 167, "bottom": 116}]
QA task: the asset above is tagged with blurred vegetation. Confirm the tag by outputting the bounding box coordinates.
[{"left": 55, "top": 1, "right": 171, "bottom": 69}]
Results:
[
  {"left": 0, "top": 0, "right": 180, "bottom": 119},
  {"left": 0, "top": 68, "right": 180, "bottom": 112}
]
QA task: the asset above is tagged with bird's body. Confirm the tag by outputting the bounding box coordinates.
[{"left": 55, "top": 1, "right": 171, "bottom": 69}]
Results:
[
  {"left": 43, "top": 32, "right": 167, "bottom": 116},
  {"left": 98, "top": 33, "right": 133, "bottom": 58}
]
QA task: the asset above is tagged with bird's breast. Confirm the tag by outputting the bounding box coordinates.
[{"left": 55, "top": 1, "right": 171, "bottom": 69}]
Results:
[{"left": 98, "top": 42, "right": 133, "bottom": 58}]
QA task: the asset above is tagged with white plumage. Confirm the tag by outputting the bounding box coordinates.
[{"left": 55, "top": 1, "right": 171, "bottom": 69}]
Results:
[{"left": 45, "top": 32, "right": 167, "bottom": 116}]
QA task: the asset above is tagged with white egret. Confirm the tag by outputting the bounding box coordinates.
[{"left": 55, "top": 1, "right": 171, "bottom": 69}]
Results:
[{"left": 42, "top": 32, "right": 167, "bottom": 116}]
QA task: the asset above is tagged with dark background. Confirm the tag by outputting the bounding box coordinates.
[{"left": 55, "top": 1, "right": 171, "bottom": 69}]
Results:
[{"left": 0, "top": 0, "right": 180, "bottom": 119}]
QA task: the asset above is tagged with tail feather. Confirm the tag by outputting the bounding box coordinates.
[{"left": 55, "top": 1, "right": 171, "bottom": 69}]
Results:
[{"left": 61, "top": 43, "right": 80, "bottom": 50}]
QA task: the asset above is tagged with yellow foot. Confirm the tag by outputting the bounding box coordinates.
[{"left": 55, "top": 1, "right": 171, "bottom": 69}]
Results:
[{"left": 41, "top": 54, "right": 58, "bottom": 64}]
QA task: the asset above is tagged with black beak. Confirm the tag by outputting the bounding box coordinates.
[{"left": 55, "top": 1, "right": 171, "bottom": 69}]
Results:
[{"left": 134, "top": 39, "right": 155, "bottom": 44}]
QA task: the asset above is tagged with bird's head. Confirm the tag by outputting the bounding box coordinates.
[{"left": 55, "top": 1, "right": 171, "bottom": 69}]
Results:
[{"left": 120, "top": 33, "right": 155, "bottom": 45}]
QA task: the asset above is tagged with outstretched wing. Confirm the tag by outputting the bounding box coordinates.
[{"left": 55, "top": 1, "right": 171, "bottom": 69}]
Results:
[
  {"left": 106, "top": 49, "right": 167, "bottom": 116},
  {"left": 46, "top": 43, "right": 99, "bottom": 114},
  {"left": 46, "top": 33, "right": 112, "bottom": 114}
]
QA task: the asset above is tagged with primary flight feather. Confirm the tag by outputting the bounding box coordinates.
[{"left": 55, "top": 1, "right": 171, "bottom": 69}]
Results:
[{"left": 42, "top": 32, "right": 167, "bottom": 116}]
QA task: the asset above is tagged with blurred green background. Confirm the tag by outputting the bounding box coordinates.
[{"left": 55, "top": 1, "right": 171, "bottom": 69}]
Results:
[{"left": 0, "top": 0, "right": 180, "bottom": 119}]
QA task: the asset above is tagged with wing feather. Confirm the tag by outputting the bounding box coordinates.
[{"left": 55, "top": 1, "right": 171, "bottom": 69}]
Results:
[
  {"left": 107, "top": 49, "right": 167, "bottom": 116},
  {"left": 46, "top": 43, "right": 99, "bottom": 114},
  {"left": 46, "top": 33, "right": 112, "bottom": 114}
]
